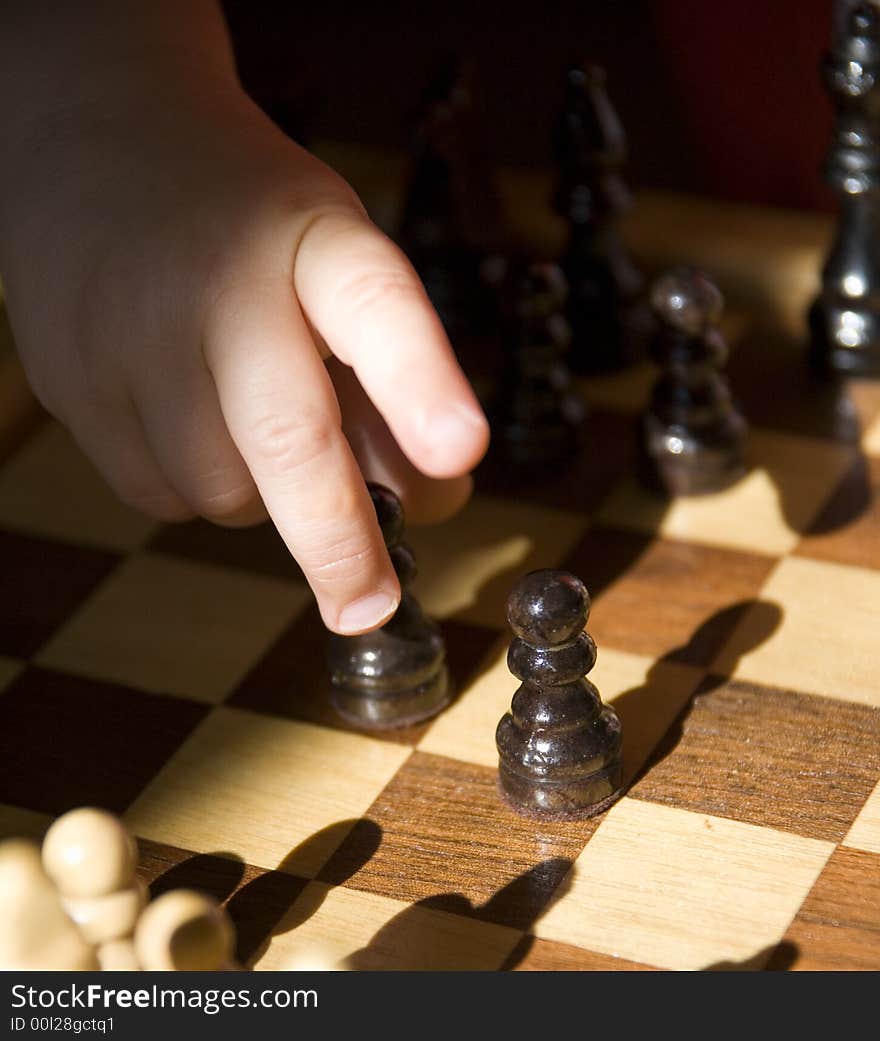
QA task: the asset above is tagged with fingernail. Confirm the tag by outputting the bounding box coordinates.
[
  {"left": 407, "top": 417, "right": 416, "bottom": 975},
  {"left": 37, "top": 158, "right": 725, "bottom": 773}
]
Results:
[
  {"left": 337, "top": 591, "right": 399, "bottom": 635},
  {"left": 422, "top": 404, "right": 488, "bottom": 452}
]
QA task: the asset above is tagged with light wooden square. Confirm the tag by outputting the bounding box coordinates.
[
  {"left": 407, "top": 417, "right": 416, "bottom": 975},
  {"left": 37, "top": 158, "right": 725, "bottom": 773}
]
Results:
[
  {"left": 419, "top": 643, "right": 703, "bottom": 781},
  {"left": 125, "top": 708, "right": 410, "bottom": 875},
  {"left": 713, "top": 556, "right": 880, "bottom": 708},
  {"left": 863, "top": 413, "right": 880, "bottom": 457},
  {"left": 407, "top": 494, "right": 587, "bottom": 628},
  {"left": 596, "top": 429, "right": 854, "bottom": 555},
  {"left": 843, "top": 781, "right": 880, "bottom": 855},
  {"left": 535, "top": 797, "right": 833, "bottom": 970},
  {"left": 253, "top": 881, "right": 521, "bottom": 971},
  {"left": 0, "top": 656, "right": 22, "bottom": 692},
  {"left": 36, "top": 552, "right": 307, "bottom": 703},
  {"left": 591, "top": 649, "right": 705, "bottom": 786},
  {"left": 418, "top": 638, "right": 509, "bottom": 767},
  {"left": 0, "top": 422, "right": 157, "bottom": 551},
  {"left": 0, "top": 803, "right": 52, "bottom": 842}
]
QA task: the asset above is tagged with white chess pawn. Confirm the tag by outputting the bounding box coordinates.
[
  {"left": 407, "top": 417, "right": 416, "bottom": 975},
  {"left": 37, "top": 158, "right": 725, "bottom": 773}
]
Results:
[
  {"left": 134, "top": 889, "right": 237, "bottom": 971},
  {"left": 0, "top": 838, "right": 98, "bottom": 970},
  {"left": 42, "top": 807, "right": 146, "bottom": 970}
]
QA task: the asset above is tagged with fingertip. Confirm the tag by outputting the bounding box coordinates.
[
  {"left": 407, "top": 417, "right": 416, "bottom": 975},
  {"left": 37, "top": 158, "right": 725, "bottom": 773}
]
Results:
[
  {"left": 327, "top": 587, "right": 401, "bottom": 636},
  {"left": 416, "top": 401, "right": 491, "bottom": 478}
]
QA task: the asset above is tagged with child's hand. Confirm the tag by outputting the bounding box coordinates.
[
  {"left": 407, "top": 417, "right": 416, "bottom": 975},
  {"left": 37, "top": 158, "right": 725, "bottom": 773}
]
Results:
[{"left": 0, "top": 3, "right": 489, "bottom": 635}]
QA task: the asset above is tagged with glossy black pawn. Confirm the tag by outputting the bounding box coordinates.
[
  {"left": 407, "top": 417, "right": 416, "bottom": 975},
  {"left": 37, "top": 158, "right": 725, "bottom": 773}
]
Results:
[
  {"left": 552, "top": 63, "right": 648, "bottom": 374},
  {"left": 495, "top": 570, "right": 623, "bottom": 820},
  {"left": 326, "top": 485, "right": 451, "bottom": 729},
  {"left": 639, "top": 269, "right": 748, "bottom": 497},
  {"left": 810, "top": 3, "right": 880, "bottom": 378},
  {"left": 491, "top": 259, "right": 585, "bottom": 470}
]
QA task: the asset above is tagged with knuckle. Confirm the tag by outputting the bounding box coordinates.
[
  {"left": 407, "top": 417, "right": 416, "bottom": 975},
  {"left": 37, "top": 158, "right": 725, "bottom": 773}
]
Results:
[
  {"left": 338, "top": 267, "right": 422, "bottom": 318},
  {"left": 306, "top": 533, "right": 380, "bottom": 588},
  {"left": 249, "top": 411, "right": 337, "bottom": 474},
  {"left": 193, "top": 479, "right": 260, "bottom": 521}
]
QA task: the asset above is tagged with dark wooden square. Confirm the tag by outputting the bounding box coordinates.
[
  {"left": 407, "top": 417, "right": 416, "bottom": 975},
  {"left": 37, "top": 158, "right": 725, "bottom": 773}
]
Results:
[
  {"left": 564, "top": 527, "right": 777, "bottom": 666},
  {"left": 474, "top": 407, "right": 637, "bottom": 513},
  {"left": 769, "top": 846, "right": 880, "bottom": 971},
  {"left": 630, "top": 677, "right": 880, "bottom": 843},
  {"left": 148, "top": 518, "right": 305, "bottom": 583},
  {"left": 0, "top": 666, "right": 206, "bottom": 815},
  {"left": 0, "top": 528, "right": 120, "bottom": 658},
  {"left": 318, "top": 751, "right": 600, "bottom": 931},
  {"left": 509, "top": 936, "right": 657, "bottom": 971}
]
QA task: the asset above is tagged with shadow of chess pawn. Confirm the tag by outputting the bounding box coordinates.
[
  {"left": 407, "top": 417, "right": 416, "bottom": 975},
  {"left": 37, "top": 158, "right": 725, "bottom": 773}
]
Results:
[
  {"left": 492, "top": 259, "right": 586, "bottom": 470},
  {"left": 639, "top": 268, "right": 748, "bottom": 497},
  {"left": 496, "top": 570, "right": 623, "bottom": 820},
  {"left": 327, "top": 485, "right": 451, "bottom": 729}
]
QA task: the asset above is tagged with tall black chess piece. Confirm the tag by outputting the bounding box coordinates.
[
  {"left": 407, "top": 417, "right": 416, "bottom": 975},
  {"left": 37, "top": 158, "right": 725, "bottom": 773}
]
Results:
[
  {"left": 496, "top": 570, "right": 623, "bottom": 820},
  {"left": 398, "top": 55, "right": 503, "bottom": 341},
  {"left": 639, "top": 268, "right": 748, "bottom": 497},
  {"left": 492, "top": 258, "right": 585, "bottom": 469},
  {"left": 553, "top": 62, "right": 648, "bottom": 373},
  {"left": 326, "top": 485, "right": 451, "bottom": 729},
  {"left": 810, "top": 2, "right": 880, "bottom": 377}
]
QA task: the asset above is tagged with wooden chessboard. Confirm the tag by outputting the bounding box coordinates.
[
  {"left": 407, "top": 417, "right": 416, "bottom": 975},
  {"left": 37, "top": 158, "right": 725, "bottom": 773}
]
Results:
[{"left": 1, "top": 185, "right": 879, "bottom": 972}]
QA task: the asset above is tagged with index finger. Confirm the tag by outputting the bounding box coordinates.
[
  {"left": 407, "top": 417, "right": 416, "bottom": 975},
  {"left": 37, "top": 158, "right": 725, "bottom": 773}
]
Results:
[{"left": 293, "top": 209, "right": 490, "bottom": 480}]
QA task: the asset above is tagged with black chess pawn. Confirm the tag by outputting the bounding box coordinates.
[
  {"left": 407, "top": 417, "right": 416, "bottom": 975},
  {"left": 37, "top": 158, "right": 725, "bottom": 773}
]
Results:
[
  {"left": 496, "top": 570, "right": 623, "bottom": 820},
  {"left": 491, "top": 258, "right": 586, "bottom": 470},
  {"left": 326, "top": 484, "right": 451, "bottom": 729},
  {"left": 552, "top": 62, "right": 649, "bottom": 373},
  {"left": 397, "top": 55, "right": 503, "bottom": 341},
  {"left": 809, "top": 2, "right": 880, "bottom": 378},
  {"left": 639, "top": 268, "right": 748, "bottom": 497}
]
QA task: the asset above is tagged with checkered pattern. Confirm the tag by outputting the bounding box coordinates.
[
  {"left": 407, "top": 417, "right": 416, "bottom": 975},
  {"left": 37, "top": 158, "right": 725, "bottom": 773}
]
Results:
[{"left": 1, "top": 312, "right": 880, "bottom": 972}]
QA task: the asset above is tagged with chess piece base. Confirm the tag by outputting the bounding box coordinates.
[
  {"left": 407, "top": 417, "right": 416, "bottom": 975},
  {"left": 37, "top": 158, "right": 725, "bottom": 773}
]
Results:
[
  {"left": 639, "top": 413, "right": 748, "bottom": 497},
  {"left": 498, "top": 759, "right": 624, "bottom": 820},
  {"left": 330, "top": 667, "right": 452, "bottom": 730}
]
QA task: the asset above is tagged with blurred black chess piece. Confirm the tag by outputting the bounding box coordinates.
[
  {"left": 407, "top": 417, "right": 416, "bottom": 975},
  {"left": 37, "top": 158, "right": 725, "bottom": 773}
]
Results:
[
  {"left": 326, "top": 485, "right": 451, "bottom": 729},
  {"left": 489, "top": 258, "right": 586, "bottom": 470},
  {"left": 809, "top": 2, "right": 880, "bottom": 378},
  {"left": 496, "top": 569, "right": 623, "bottom": 820},
  {"left": 639, "top": 268, "right": 748, "bottom": 496},
  {"left": 552, "top": 62, "right": 650, "bottom": 373},
  {"left": 397, "top": 55, "right": 504, "bottom": 343}
]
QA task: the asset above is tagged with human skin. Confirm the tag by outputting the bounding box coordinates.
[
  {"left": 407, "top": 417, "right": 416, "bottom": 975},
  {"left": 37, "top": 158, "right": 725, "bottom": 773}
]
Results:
[{"left": 0, "top": 1, "right": 490, "bottom": 635}]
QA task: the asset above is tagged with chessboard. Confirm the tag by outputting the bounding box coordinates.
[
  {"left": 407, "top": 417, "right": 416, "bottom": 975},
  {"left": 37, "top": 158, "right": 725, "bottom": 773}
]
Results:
[{"left": 1, "top": 186, "right": 879, "bottom": 972}]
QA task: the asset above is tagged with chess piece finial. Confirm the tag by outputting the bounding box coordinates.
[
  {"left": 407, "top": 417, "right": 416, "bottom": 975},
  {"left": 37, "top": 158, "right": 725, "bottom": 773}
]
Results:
[
  {"left": 809, "top": 2, "right": 880, "bottom": 376},
  {"left": 134, "top": 890, "right": 236, "bottom": 971},
  {"left": 640, "top": 267, "right": 748, "bottom": 496},
  {"left": 495, "top": 569, "right": 623, "bottom": 819},
  {"left": 492, "top": 257, "right": 585, "bottom": 469},
  {"left": 327, "top": 484, "right": 451, "bottom": 729},
  {"left": 42, "top": 806, "right": 146, "bottom": 965},
  {"left": 553, "top": 61, "right": 648, "bottom": 373}
]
